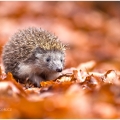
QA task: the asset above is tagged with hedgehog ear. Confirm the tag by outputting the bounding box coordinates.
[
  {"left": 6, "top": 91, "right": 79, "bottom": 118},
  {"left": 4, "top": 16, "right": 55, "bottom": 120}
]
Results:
[
  {"left": 34, "top": 47, "right": 46, "bottom": 58},
  {"left": 35, "top": 47, "right": 46, "bottom": 54}
]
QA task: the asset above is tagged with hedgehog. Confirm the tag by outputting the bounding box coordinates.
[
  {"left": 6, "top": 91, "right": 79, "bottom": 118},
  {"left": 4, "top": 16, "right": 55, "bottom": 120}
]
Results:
[{"left": 2, "top": 27, "right": 66, "bottom": 87}]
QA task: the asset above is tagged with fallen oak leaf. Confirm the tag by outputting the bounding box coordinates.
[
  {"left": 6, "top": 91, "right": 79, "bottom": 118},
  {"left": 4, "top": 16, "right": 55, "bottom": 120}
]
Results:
[
  {"left": 0, "top": 81, "right": 21, "bottom": 98},
  {"left": 0, "top": 66, "right": 6, "bottom": 81},
  {"left": 3, "top": 72, "right": 28, "bottom": 97},
  {"left": 73, "top": 69, "right": 89, "bottom": 83},
  {"left": 103, "top": 70, "right": 119, "bottom": 84},
  {"left": 77, "top": 60, "right": 96, "bottom": 71},
  {"left": 40, "top": 80, "right": 55, "bottom": 87},
  {"left": 56, "top": 73, "right": 73, "bottom": 82}
]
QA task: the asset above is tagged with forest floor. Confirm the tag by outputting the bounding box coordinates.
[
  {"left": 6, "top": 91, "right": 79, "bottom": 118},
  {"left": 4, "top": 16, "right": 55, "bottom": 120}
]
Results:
[{"left": 0, "top": 1, "right": 120, "bottom": 118}]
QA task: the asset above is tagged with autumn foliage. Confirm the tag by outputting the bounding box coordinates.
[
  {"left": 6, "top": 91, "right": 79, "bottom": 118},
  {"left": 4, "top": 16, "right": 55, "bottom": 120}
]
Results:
[{"left": 0, "top": 1, "right": 120, "bottom": 119}]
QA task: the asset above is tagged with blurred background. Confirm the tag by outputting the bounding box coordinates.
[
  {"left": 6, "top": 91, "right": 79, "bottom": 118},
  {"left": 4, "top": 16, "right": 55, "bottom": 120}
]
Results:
[{"left": 0, "top": 1, "right": 120, "bottom": 71}]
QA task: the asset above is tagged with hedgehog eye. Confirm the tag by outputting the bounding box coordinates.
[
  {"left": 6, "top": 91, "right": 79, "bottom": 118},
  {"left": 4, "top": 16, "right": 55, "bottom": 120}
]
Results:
[
  {"left": 61, "top": 59, "right": 63, "bottom": 62},
  {"left": 46, "top": 57, "right": 51, "bottom": 62}
]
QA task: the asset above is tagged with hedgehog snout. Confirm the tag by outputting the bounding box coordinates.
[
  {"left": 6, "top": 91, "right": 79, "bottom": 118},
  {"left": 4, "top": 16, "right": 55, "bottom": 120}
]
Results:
[{"left": 56, "top": 68, "right": 62, "bottom": 72}]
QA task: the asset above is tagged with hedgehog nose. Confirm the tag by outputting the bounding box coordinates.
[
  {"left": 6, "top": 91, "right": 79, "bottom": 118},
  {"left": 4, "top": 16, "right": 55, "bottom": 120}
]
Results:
[{"left": 56, "top": 68, "right": 62, "bottom": 72}]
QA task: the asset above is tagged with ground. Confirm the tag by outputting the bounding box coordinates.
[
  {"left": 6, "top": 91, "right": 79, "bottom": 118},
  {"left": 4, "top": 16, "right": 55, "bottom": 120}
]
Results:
[{"left": 0, "top": 1, "right": 120, "bottom": 119}]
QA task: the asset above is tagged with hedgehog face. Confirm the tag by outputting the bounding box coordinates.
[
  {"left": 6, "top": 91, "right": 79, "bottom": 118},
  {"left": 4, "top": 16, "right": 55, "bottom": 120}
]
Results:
[
  {"left": 44, "top": 51, "right": 65, "bottom": 72},
  {"left": 35, "top": 50, "right": 65, "bottom": 73}
]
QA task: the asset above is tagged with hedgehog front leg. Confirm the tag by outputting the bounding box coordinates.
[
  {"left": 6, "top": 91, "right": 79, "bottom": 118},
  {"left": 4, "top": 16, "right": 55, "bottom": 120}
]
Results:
[{"left": 29, "top": 74, "right": 44, "bottom": 87}]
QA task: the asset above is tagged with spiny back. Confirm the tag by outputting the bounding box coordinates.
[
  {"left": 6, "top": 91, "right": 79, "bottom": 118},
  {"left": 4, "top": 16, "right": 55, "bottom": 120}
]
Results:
[{"left": 2, "top": 27, "right": 66, "bottom": 73}]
